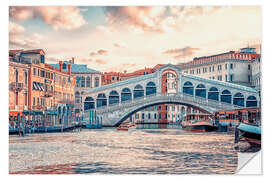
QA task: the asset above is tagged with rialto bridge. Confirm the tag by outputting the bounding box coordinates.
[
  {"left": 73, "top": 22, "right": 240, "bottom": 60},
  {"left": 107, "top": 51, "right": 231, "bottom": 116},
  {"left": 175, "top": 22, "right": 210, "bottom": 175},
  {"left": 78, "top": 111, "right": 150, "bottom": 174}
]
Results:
[{"left": 82, "top": 64, "right": 259, "bottom": 126}]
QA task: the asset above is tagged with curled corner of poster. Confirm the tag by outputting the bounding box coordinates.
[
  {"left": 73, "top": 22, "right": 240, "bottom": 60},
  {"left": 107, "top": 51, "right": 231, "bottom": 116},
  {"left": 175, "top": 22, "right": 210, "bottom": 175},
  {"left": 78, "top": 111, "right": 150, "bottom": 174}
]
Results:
[{"left": 236, "top": 151, "right": 262, "bottom": 175}]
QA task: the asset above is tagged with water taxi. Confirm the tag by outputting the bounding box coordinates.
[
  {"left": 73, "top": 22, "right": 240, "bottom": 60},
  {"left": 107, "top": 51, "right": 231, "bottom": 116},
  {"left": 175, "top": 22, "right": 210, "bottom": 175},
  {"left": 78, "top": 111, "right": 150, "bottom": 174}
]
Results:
[
  {"left": 235, "top": 108, "right": 261, "bottom": 147},
  {"left": 181, "top": 113, "right": 217, "bottom": 132}
]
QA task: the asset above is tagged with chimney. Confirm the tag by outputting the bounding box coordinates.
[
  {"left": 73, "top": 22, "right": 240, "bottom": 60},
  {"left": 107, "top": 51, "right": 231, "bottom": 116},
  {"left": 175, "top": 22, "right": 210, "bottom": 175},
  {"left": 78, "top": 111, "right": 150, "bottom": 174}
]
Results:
[
  {"left": 68, "top": 64, "right": 71, "bottom": 75},
  {"left": 59, "top": 61, "right": 63, "bottom": 72},
  {"left": 71, "top": 57, "right": 75, "bottom": 64}
]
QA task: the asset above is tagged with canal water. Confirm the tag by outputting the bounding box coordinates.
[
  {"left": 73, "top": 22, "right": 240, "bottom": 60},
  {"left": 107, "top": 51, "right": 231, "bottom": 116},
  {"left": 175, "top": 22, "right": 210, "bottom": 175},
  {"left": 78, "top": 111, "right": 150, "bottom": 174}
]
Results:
[{"left": 9, "top": 125, "right": 239, "bottom": 174}]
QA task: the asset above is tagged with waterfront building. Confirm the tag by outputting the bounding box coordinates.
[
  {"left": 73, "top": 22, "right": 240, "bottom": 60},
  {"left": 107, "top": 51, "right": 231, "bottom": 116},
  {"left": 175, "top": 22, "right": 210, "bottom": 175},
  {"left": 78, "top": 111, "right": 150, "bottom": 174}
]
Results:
[
  {"left": 178, "top": 47, "right": 260, "bottom": 87},
  {"left": 9, "top": 49, "right": 76, "bottom": 128},
  {"left": 50, "top": 59, "right": 102, "bottom": 116}
]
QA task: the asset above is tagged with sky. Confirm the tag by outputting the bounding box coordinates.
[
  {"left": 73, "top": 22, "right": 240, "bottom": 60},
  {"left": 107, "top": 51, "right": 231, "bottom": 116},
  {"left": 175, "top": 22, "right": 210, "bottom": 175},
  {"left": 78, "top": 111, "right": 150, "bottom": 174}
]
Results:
[{"left": 9, "top": 6, "right": 261, "bottom": 73}]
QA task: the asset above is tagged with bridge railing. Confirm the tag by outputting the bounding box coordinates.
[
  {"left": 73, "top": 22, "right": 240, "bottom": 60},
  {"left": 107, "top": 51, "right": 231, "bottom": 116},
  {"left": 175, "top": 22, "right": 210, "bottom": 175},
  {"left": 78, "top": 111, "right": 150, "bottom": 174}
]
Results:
[{"left": 90, "top": 93, "right": 241, "bottom": 115}]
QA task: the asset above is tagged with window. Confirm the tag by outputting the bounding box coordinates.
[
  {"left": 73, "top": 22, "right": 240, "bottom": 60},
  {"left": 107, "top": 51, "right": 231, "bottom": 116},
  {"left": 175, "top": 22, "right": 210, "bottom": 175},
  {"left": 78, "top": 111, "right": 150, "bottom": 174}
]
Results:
[
  {"left": 248, "top": 64, "right": 251, "bottom": 70},
  {"left": 95, "top": 77, "right": 99, "bottom": 87},
  {"left": 225, "top": 64, "right": 227, "bottom": 69},
  {"left": 248, "top": 75, "right": 251, "bottom": 82},
  {"left": 33, "top": 68, "right": 36, "bottom": 76},
  {"left": 24, "top": 71, "right": 28, "bottom": 85},
  {"left": 230, "top": 74, "right": 234, "bottom": 81},
  {"left": 38, "top": 69, "right": 40, "bottom": 76},
  {"left": 212, "top": 66, "right": 215, "bottom": 72},
  {"left": 86, "top": 77, "right": 91, "bottom": 87},
  {"left": 142, "top": 113, "right": 145, "bottom": 120},
  {"left": 112, "top": 76, "right": 114, "bottom": 80},
  {"left": 218, "top": 65, "right": 222, "bottom": 71},
  {"left": 159, "top": 113, "right": 162, "bottom": 119},
  {"left": 225, "top": 75, "right": 228, "bottom": 81},
  {"left": 230, "top": 63, "right": 233, "bottom": 69},
  {"left": 148, "top": 113, "right": 151, "bottom": 119},
  {"left": 81, "top": 76, "right": 85, "bottom": 87},
  {"left": 15, "top": 91, "right": 18, "bottom": 105},
  {"left": 209, "top": 66, "right": 211, "bottom": 72},
  {"left": 33, "top": 97, "right": 35, "bottom": 105},
  {"left": 15, "top": 69, "right": 18, "bottom": 83},
  {"left": 158, "top": 106, "right": 161, "bottom": 110},
  {"left": 41, "top": 70, "right": 45, "bottom": 77},
  {"left": 172, "top": 106, "right": 175, "bottom": 111},
  {"left": 218, "top": 75, "right": 222, "bottom": 81},
  {"left": 154, "top": 113, "right": 157, "bottom": 119},
  {"left": 154, "top": 105, "right": 157, "bottom": 111}
]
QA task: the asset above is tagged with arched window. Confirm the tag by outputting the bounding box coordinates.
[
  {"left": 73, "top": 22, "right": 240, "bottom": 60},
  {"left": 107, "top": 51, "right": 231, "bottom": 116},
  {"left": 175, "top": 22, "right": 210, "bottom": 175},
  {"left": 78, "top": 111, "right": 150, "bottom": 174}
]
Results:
[
  {"left": 95, "top": 77, "right": 99, "bottom": 87},
  {"left": 96, "top": 93, "right": 107, "bottom": 107},
  {"left": 84, "top": 96, "right": 95, "bottom": 110},
  {"left": 146, "top": 82, "right": 156, "bottom": 96},
  {"left": 81, "top": 76, "right": 85, "bottom": 88},
  {"left": 86, "top": 76, "right": 91, "bottom": 87},
  {"left": 233, "top": 92, "right": 245, "bottom": 107},
  {"left": 109, "top": 90, "right": 119, "bottom": 105},
  {"left": 121, "top": 88, "right": 132, "bottom": 102},
  {"left": 221, "top": 90, "right": 232, "bottom": 104},
  {"left": 208, "top": 87, "right": 219, "bottom": 101},
  {"left": 183, "top": 81, "right": 194, "bottom": 95},
  {"left": 195, "top": 84, "right": 206, "bottom": 98},
  {"left": 133, "top": 84, "right": 144, "bottom": 99},
  {"left": 246, "top": 96, "right": 257, "bottom": 107}
]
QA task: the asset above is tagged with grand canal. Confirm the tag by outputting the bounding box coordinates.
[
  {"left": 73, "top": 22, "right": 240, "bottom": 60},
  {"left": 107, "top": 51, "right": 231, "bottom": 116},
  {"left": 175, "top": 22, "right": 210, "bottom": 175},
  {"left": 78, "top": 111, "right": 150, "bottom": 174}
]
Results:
[{"left": 9, "top": 125, "right": 239, "bottom": 174}]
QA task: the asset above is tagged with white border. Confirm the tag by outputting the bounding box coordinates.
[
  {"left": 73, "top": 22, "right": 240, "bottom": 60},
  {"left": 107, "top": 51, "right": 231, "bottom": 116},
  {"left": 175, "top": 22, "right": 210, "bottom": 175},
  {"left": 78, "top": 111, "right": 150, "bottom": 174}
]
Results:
[{"left": 3, "top": 0, "right": 269, "bottom": 179}]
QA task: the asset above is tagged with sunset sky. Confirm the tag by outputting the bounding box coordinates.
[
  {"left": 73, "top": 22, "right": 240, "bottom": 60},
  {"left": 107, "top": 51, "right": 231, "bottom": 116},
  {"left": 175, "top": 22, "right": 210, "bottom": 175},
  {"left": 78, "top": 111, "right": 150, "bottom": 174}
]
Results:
[{"left": 9, "top": 6, "right": 261, "bottom": 72}]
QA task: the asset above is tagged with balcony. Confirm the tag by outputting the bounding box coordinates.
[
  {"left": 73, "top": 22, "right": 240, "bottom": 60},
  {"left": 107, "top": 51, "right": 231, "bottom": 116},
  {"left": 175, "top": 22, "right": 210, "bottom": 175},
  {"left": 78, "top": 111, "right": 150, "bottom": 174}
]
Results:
[
  {"left": 44, "top": 90, "right": 53, "bottom": 97},
  {"left": 32, "top": 105, "right": 45, "bottom": 111},
  {"left": 9, "top": 82, "right": 24, "bottom": 91}
]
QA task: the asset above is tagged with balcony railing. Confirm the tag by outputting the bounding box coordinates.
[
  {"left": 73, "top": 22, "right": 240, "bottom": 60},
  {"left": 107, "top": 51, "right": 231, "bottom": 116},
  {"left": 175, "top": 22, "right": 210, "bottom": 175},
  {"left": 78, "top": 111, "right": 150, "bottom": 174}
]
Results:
[
  {"left": 44, "top": 90, "right": 53, "bottom": 97},
  {"left": 9, "top": 82, "right": 24, "bottom": 91},
  {"left": 32, "top": 105, "right": 45, "bottom": 110}
]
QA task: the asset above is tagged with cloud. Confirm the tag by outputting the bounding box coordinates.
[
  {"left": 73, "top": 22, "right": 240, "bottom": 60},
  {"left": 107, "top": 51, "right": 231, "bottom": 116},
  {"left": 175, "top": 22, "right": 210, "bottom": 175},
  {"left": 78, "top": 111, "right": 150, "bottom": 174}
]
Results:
[
  {"left": 163, "top": 46, "right": 200, "bottom": 59},
  {"left": 9, "top": 6, "right": 87, "bottom": 30},
  {"left": 90, "top": 49, "right": 109, "bottom": 56},
  {"left": 9, "top": 21, "right": 44, "bottom": 48},
  {"left": 105, "top": 7, "right": 167, "bottom": 33},
  {"left": 104, "top": 63, "right": 137, "bottom": 72},
  {"left": 104, "top": 6, "right": 225, "bottom": 34},
  {"left": 114, "top": 42, "right": 127, "bottom": 48},
  {"left": 95, "top": 59, "right": 107, "bottom": 65}
]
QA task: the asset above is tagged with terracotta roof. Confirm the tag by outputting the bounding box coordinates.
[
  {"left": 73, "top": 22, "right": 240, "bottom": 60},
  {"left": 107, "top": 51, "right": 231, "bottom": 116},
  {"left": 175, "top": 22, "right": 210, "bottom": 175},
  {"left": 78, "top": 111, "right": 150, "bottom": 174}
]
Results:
[
  {"left": 9, "top": 49, "right": 23, "bottom": 55},
  {"left": 21, "top": 49, "right": 45, "bottom": 54}
]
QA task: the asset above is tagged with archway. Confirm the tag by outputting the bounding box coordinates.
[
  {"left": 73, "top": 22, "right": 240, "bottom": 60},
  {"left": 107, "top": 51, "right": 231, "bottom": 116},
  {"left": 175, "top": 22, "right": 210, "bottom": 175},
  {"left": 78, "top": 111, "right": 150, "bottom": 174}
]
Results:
[
  {"left": 133, "top": 84, "right": 144, "bottom": 99},
  {"left": 246, "top": 96, "right": 257, "bottom": 107},
  {"left": 146, "top": 82, "right": 156, "bottom": 96},
  {"left": 109, "top": 90, "right": 120, "bottom": 105},
  {"left": 233, "top": 92, "right": 245, "bottom": 107},
  {"left": 221, "top": 90, "right": 232, "bottom": 104},
  {"left": 208, "top": 87, "right": 219, "bottom": 101},
  {"left": 183, "top": 81, "right": 194, "bottom": 95},
  {"left": 121, "top": 88, "right": 132, "bottom": 102},
  {"left": 96, "top": 93, "right": 107, "bottom": 107},
  {"left": 84, "top": 96, "right": 95, "bottom": 110},
  {"left": 114, "top": 100, "right": 213, "bottom": 126},
  {"left": 195, "top": 84, "right": 206, "bottom": 98}
]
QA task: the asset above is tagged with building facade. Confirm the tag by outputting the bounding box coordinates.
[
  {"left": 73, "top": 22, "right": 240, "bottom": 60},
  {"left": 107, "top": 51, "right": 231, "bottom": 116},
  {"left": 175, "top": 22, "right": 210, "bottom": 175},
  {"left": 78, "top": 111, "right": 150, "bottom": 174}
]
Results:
[
  {"left": 50, "top": 59, "right": 102, "bottom": 116},
  {"left": 178, "top": 47, "right": 260, "bottom": 87},
  {"left": 9, "top": 49, "right": 76, "bottom": 129}
]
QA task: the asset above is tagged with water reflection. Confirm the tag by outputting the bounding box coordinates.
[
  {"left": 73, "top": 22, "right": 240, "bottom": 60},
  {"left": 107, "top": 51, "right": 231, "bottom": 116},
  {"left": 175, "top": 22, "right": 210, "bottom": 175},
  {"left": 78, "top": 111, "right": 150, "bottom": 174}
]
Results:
[{"left": 9, "top": 126, "right": 238, "bottom": 174}]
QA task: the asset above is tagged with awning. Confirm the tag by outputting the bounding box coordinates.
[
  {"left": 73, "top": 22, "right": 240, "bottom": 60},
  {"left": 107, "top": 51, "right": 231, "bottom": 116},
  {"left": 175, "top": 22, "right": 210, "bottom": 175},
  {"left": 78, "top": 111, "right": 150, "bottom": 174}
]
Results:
[
  {"left": 45, "top": 111, "right": 58, "bottom": 115},
  {"left": 33, "top": 82, "right": 38, "bottom": 90},
  {"left": 9, "top": 111, "right": 22, "bottom": 116},
  {"left": 22, "top": 110, "right": 44, "bottom": 115},
  {"left": 226, "top": 112, "right": 234, "bottom": 114}
]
